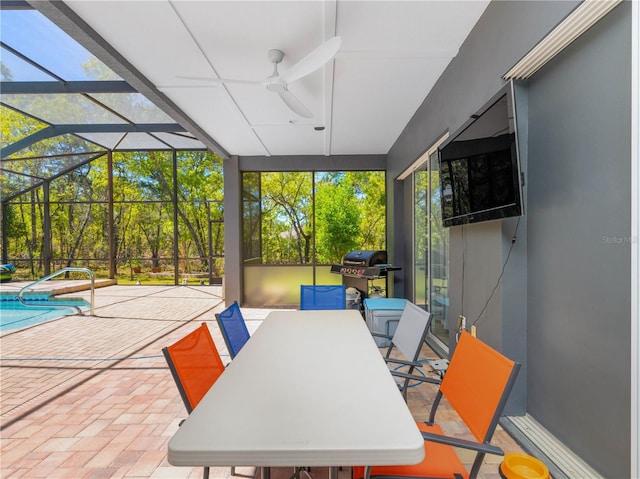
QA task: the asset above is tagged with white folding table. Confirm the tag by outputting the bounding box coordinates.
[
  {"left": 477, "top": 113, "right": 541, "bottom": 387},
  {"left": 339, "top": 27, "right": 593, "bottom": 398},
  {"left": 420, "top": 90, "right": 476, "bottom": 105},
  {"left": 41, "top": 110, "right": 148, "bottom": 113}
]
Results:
[{"left": 167, "top": 309, "right": 424, "bottom": 479}]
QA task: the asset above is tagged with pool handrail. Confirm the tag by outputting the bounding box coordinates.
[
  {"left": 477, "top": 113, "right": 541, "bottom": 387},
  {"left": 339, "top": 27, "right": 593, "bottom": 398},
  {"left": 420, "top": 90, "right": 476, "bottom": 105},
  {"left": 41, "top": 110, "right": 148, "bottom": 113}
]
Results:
[{"left": 18, "top": 267, "right": 95, "bottom": 316}]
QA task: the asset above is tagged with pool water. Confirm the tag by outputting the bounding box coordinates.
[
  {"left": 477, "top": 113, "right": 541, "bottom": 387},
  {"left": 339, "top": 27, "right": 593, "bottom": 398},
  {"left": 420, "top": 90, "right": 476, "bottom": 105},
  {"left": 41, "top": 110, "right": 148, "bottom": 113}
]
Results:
[{"left": 0, "top": 293, "right": 90, "bottom": 332}]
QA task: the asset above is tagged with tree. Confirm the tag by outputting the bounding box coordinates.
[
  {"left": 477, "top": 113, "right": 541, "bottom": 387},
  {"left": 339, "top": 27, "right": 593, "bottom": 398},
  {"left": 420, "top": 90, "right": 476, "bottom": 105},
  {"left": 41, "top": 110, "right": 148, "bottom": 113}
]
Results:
[
  {"left": 344, "top": 171, "right": 386, "bottom": 249},
  {"left": 0, "top": 204, "right": 26, "bottom": 252},
  {"left": 1, "top": 61, "right": 13, "bottom": 81},
  {"left": 260, "top": 172, "right": 312, "bottom": 263},
  {"left": 1, "top": 57, "right": 228, "bottom": 281},
  {"left": 242, "top": 171, "right": 385, "bottom": 266},
  {"left": 315, "top": 174, "right": 361, "bottom": 263},
  {"left": 49, "top": 163, "right": 96, "bottom": 275}
]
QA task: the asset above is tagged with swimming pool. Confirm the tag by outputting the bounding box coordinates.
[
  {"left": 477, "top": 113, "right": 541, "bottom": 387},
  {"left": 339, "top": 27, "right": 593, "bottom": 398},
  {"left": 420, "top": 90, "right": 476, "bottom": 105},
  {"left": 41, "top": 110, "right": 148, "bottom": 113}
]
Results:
[{"left": 0, "top": 293, "right": 90, "bottom": 332}]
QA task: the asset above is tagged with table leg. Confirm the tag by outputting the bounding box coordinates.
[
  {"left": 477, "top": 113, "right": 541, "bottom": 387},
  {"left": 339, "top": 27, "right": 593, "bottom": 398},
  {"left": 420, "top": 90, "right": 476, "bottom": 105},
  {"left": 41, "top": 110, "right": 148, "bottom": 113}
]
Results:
[
  {"left": 329, "top": 466, "right": 338, "bottom": 479},
  {"left": 261, "top": 467, "right": 270, "bottom": 479}
]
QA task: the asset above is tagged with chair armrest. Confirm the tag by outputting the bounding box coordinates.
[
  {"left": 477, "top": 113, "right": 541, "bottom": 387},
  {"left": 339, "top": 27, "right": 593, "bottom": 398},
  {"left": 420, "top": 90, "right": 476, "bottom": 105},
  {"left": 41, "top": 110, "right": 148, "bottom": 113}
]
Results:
[
  {"left": 384, "top": 357, "right": 421, "bottom": 367},
  {"left": 420, "top": 430, "right": 504, "bottom": 456},
  {"left": 390, "top": 370, "right": 441, "bottom": 385},
  {"left": 370, "top": 332, "right": 393, "bottom": 340}
]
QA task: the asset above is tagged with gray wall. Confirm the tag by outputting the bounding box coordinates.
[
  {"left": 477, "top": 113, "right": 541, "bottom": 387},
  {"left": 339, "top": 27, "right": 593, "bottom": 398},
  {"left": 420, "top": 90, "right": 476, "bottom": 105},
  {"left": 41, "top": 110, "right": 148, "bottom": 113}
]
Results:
[
  {"left": 223, "top": 156, "right": 242, "bottom": 303},
  {"left": 388, "top": 0, "right": 579, "bottom": 415},
  {"left": 526, "top": 3, "right": 631, "bottom": 477},
  {"left": 386, "top": 1, "right": 631, "bottom": 477}
]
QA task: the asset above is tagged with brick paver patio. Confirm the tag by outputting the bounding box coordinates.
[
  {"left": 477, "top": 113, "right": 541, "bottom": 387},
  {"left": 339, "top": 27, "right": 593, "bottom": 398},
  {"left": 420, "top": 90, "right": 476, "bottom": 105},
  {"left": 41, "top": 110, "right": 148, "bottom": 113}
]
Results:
[{"left": 0, "top": 284, "right": 524, "bottom": 479}]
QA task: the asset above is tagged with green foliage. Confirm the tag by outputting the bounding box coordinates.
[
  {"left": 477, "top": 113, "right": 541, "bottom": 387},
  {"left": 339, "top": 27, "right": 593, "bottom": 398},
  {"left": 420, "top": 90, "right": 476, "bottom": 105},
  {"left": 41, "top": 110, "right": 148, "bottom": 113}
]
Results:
[
  {"left": 260, "top": 172, "right": 312, "bottom": 263},
  {"left": 243, "top": 171, "right": 385, "bottom": 265},
  {"left": 344, "top": 171, "right": 386, "bottom": 249},
  {"left": 1, "top": 105, "right": 47, "bottom": 149},
  {"left": 1, "top": 58, "right": 385, "bottom": 278},
  {"left": 82, "top": 57, "right": 120, "bottom": 81},
  {"left": 3, "top": 146, "right": 224, "bottom": 279},
  {"left": 1, "top": 204, "right": 27, "bottom": 241},
  {"left": 1, "top": 56, "right": 227, "bottom": 280},
  {"left": 315, "top": 177, "right": 360, "bottom": 263}
]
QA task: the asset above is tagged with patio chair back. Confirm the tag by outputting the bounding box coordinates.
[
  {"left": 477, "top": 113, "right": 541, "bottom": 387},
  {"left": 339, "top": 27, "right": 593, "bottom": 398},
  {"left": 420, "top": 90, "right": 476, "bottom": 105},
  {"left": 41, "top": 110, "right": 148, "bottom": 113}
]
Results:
[
  {"left": 440, "top": 330, "right": 519, "bottom": 444},
  {"left": 215, "top": 301, "right": 250, "bottom": 359},
  {"left": 354, "top": 331, "right": 521, "bottom": 479},
  {"left": 388, "top": 301, "right": 432, "bottom": 363},
  {"left": 300, "top": 285, "right": 346, "bottom": 310},
  {"left": 380, "top": 302, "right": 435, "bottom": 400},
  {"left": 162, "top": 322, "right": 225, "bottom": 414}
]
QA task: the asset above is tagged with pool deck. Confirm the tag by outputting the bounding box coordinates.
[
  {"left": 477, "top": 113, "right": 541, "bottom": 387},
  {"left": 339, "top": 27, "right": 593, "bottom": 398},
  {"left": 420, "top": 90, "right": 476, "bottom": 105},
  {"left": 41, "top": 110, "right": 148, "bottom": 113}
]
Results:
[
  {"left": 0, "top": 278, "right": 117, "bottom": 295},
  {"left": 0, "top": 283, "right": 524, "bottom": 479}
]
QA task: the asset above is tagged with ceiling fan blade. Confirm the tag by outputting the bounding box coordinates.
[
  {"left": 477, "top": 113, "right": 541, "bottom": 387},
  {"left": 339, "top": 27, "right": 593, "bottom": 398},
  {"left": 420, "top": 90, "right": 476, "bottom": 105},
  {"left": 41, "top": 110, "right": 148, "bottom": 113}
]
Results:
[
  {"left": 278, "top": 90, "right": 313, "bottom": 118},
  {"left": 281, "top": 36, "right": 341, "bottom": 84},
  {"left": 176, "top": 75, "right": 260, "bottom": 85}
]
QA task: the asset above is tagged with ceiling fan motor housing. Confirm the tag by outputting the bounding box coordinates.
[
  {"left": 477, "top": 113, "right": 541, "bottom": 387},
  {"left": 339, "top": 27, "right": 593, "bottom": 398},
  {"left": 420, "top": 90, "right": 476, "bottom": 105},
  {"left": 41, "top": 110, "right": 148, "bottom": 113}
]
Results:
[
  {"left": 266, "top": 77, "right": 287, "bottom": 93},
  {"left": 266, "top": 49, "right": 287, "bottom": 93},
  {"left": 268, "top": 49, "right": 285, "bottom": 64}
]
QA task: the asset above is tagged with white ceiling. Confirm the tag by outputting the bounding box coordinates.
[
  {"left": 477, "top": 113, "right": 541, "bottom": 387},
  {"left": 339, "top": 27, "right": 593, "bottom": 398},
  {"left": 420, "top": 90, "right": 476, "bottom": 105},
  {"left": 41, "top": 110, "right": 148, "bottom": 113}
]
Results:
[{"left": 63, "top": 1, "right": 490, "bottom": 157}]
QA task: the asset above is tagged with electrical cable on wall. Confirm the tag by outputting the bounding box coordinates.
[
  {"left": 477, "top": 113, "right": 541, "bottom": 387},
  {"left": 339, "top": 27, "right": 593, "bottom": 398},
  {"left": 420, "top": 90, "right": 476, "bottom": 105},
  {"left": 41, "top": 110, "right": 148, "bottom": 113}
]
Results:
[
  {"left": 470, "top": 217, "right": 521, "bottom": 329},
  {"left": 455, "top": 225, "right": 467, "bottom": 343},
  {"left": 461, "top": 225, "right": 465, "bottom": 317}
]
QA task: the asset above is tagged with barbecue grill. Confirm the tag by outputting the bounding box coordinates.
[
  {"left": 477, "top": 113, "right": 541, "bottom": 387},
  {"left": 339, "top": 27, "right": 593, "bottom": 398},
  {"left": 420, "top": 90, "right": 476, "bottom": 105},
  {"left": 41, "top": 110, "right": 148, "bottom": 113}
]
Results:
[{"left": 330, "top": 250, "right": 400, "bottom": 300}]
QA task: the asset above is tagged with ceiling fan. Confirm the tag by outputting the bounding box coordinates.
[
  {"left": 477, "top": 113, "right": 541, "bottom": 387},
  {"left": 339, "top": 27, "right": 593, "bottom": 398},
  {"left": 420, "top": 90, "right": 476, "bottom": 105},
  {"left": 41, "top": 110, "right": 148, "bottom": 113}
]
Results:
[{"left": 180, "top": 36, "right": 341, "bottom": 118}]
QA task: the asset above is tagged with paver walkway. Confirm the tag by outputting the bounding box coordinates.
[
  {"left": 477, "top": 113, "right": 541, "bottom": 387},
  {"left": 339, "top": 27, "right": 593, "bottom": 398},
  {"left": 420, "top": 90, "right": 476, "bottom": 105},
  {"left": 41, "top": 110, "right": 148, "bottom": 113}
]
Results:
[{"left": 0, "top": 284, "right": 524, "bottom": 478}]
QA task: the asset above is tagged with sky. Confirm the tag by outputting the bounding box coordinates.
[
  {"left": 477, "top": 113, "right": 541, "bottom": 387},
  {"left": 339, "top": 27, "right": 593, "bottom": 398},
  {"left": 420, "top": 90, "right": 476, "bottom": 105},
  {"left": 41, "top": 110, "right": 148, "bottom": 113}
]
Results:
[{"left": 0, "top": 9, "right": 119, "bottom": 81}]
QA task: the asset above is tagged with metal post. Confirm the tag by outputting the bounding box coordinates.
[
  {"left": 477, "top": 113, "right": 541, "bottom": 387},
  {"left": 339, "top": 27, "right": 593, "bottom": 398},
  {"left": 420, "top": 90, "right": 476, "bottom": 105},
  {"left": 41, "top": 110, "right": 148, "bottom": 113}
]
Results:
[
  {"left": 42, "top": 181, "right": 51, "bottom": 276},
  {"left": 107, "top": 150, "right": 116, "bottom": 279},
  {"left": 172, "top": 150, "right": 179, "bottom": 285},
  {"left": 1, "top": 202, "right": 8, "bottom": 264},
  {"left": 207, "top": 201, "right": 213, "bottom": 286},
  {"left": 311, "top": 173, "right": 316, "bottom": 284}
]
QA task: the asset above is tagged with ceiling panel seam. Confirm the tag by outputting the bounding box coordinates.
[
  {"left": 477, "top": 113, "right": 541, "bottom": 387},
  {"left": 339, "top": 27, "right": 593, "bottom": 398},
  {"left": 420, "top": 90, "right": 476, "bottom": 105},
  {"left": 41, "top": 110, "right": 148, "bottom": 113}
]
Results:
[
  {"left": 168, "top": 0, "right": 269, "bottom": 157},
  {"left": 323, "top": 0, "right": 338, "bottom": 156}
]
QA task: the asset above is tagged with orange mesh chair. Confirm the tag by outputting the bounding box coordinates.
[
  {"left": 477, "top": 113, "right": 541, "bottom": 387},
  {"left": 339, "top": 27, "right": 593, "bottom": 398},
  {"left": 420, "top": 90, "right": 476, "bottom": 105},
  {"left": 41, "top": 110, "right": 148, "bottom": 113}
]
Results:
[
  {"left": 163, "top": 323, "right": 226, "bottom": 479},
  {"left": 353, "top": 331, "right": 521, "bottom": 479}
]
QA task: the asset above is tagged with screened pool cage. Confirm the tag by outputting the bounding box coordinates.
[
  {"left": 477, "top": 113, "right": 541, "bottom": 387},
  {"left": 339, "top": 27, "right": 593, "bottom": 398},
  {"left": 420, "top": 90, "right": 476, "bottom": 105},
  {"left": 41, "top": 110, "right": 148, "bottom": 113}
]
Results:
[{"left": 1, "top": 6, "right": 225, "bottom": 285}]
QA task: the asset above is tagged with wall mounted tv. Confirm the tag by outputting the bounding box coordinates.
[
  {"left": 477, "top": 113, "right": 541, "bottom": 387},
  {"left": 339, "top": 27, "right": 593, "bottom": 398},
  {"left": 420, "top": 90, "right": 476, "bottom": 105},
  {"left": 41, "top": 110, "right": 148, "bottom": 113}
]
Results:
[{"left": 439, "top": 83, "right": 523, "bottom": 228}]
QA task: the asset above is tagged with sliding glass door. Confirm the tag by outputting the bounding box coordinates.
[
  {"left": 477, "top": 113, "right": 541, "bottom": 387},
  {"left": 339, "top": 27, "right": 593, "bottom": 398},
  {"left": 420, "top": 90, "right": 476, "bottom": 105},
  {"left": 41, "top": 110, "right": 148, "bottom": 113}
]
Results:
[{"left": 412, "top": 145, "right": 449, "bottom": 349}]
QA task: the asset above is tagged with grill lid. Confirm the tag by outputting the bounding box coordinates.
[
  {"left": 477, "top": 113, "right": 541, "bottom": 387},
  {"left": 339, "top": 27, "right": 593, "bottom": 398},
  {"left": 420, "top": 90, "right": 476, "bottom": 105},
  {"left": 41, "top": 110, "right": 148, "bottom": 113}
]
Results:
[{"left": 342, "top": 250, "right": 387, "bottom": 266}]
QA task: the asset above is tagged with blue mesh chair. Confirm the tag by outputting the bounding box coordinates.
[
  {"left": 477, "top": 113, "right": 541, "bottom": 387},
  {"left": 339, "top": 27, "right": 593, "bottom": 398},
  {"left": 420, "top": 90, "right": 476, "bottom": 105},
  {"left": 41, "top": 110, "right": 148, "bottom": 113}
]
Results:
[
  {"left": 215, "top": 301, "right": 250, "bottom": 359},
  {"left": 300, "top": 285, "right": 346, "bottom": 310},
  {"left": 213, "top": 302, "right": 253, "bottom": 478}
]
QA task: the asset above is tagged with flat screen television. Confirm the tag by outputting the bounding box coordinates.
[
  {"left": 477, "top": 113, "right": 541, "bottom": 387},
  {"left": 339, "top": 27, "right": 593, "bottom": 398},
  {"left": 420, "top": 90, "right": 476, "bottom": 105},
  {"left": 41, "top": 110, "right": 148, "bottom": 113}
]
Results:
[{"left": 438, "top": 83, "right": 523, "bottom": 228}]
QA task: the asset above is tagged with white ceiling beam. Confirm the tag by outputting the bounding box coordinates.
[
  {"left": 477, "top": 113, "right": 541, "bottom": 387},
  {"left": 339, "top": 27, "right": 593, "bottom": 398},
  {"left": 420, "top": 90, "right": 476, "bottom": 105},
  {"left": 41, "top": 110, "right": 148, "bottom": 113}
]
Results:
[{"left": 323, "top": 0, "right": 338, "bottom": 156}]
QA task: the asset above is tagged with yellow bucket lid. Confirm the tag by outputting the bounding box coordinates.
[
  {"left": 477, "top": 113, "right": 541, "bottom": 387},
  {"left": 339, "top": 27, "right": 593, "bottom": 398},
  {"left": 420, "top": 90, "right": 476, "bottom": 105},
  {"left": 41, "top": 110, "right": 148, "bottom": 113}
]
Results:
[{"left": 500, "top": 453, "right": 550, "bottom": 479}]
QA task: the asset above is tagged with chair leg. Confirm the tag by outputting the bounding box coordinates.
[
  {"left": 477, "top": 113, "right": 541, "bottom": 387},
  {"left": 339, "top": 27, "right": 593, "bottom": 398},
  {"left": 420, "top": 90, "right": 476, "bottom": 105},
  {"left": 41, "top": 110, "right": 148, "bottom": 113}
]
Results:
[
  {"left": 204, "top": 466, "right": 210, "bottom": 479},
  {"left": 232, "top": 466, "right": 256, "bottom": 478},
  {"left": 290, "top": 467, "right": 312, "bottom": 479}
]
